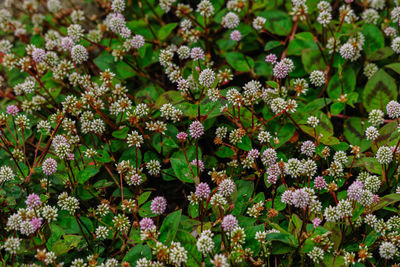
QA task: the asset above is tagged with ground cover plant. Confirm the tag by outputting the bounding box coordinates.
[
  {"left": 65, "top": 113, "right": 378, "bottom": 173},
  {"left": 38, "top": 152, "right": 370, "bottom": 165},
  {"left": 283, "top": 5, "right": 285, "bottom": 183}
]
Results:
[{"left": 1, "top": 0, "right": 400, "bottom": 266}]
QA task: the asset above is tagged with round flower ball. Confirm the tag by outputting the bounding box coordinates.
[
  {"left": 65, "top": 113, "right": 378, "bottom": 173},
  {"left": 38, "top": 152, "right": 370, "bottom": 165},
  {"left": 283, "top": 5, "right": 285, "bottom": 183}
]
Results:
[
  {"left": 221, "top": 214, "right": 238, "bottom": 232},
  {"left": 139, "top": 217, "right": 155, "bottom": 231},
  {"left": 150, "top": 196, "right": 167, "bottom": 215},
  {"left": 230, "top": 30, "right": 242, "bottom": 41},
  {"left": 32, "top": 48, "right": 46, "bottom": 63},
  {"left": 42, "top": 158, "right": 57, "bottom": 175},
  {"left": 130, "top": 35, "right": 145, "bottom": 49},
  {"left": 309, "top": 70, "right": 325, "bottom": 87},
  {"left": 6, "top": 105, "right": 19, "bottom": 116},
  {"left": 71, "top": 44, "right": 88, "bottom": 64},
  {"left": 189, "top": 121, "right": 204, "bottom": 139}
]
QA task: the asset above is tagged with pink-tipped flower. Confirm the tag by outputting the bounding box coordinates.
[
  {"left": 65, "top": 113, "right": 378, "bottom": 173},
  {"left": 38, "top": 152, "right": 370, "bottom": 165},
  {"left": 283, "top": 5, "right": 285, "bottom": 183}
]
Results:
[
  {"left": 195, "top": 182, "right": 210, "bottom": 199},
  {"left": 130, "top": 35, "right": 145, "bottom": 49},
  {"left": 190, "top": 159, "right": 204, "bottom": 172},
  {"left": 312, "top": 217, "right": 321, "bottom": 229},
  {"left": 130, "top": 173, "right": 143, "bottom": 186},
  {"left": 281, "top": 190, "right": 293, "bottom": 205},
  {"left": 67, "top": 153, "right": 75, "bottom": 161},
  {"left": 31, "top": 217, "right": 42, "bottom": 231},
  {"left": 42, "top": 158, "right": 57, "bottom": 175},
  {"left": 26, "top": 193, "right": 41, "bottom": 208},
  {"left": 373, "top": 194, "right": 380, "bottom": 204},
  {"left": 6, "top": 105, "right": 19, "bottom": 116},
  {"left": 265, "top": 54, "right": 277, "bottom": 64},
  {"left": 218, "top": 179, "right": 235, "bottom": 196},
  {"left": 189, "top": 121, "right": 204, "bottom": 139},
  {"left": 32, "top": 48, "right": 46, "bottom": 63},
  {"left": 273, "top": 61, "right": 289, "bottom": 79},
  {"left": 139, "top": 217, "right": 155, "bottom": 230},
  {"left": 176, "top": 132, "right": 188, "bottom": 141},
  {"left": 262, "top": 148, "right": 277, "bottom": 166},
  {"left": 386, "top": 101, "right": 400, "bottom": 119},
  {"left": 61, "top": 37, "right": 75, "bottom": 51},
  {"left": 247, "top": 149, "right": 260, "bottom": 160},
  {"left": 150, "top": 196, "right": 167, "bottom": 215},
  {"left": 71, "top": 44, "right": 88, "bottom": 64},
  {"left": 221, "top": 214, "right": 238, "bottom": 232},
  {"left": 190, "top": 47, "right": 205, "bottom": 60},
  {"left": 347, "top": 180, "right": 364, "bottom": 201},
  {"left": 267, "top": 174, "right": 277, "bottom": 184},
  {"left": 230, "top": 30, "right": 242, "bottom": 41},
  {"left": 291, "top": 188, "right": 310, "bottom": 209},
  {"left": 314, "top": 176, "right": 326, "bottom": 190}
]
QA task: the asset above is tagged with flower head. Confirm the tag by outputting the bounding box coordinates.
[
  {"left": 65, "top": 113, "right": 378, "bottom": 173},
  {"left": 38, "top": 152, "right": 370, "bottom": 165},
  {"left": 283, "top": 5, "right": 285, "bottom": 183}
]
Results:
[
  {"left": 42, "top": 158, "right": 57, "bottom": 175},
  {"left": 189, "top": 121, "right": 204, "bottom": 139},
  {"left": 221, "top": 214, "right": 238, "bottom": 232},
  {"left": 151, "top": 196, "right": 167, "bottom": 215}
]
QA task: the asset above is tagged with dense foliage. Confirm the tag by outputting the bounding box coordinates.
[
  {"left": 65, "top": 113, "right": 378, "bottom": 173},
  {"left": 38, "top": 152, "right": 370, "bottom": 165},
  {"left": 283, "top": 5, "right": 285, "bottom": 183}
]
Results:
[{"left": 1, "top": 0, "right": 400, "bottom": 266}]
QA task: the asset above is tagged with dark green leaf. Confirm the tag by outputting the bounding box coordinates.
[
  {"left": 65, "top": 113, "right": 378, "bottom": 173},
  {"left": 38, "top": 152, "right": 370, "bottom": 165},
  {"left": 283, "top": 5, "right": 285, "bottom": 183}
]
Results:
[
  {"left": 362, "top": 69, "right": 397, "bottom": 112},
  {"left": 159, "top": 210, "right": 182, "bottom": 245},
  {"left": 77, "top": 168, "right": 99, "bottom": 184}
]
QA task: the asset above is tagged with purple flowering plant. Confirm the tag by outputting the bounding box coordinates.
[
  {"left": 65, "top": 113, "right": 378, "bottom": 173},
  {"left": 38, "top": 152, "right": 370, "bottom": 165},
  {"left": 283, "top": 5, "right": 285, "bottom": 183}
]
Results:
[{"left": 0, "top": 0, "right": 400, "bottom": 266}]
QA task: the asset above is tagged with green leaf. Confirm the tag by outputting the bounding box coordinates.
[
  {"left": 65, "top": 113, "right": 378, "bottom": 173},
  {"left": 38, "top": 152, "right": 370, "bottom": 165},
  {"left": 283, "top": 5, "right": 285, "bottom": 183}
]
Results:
[
  {"left": 138, "top": 201, "right": 154, "bottom": 217},
  {"left": 264, "top": 40, "right": 282, "bottom": 51},
  {"left": 237, "top": 134, "right": 252, "bottom": 151},
  {"left": 254, "top": 60, "right": 272, "bottom": 76},
  {"left": 157, "top": 23, "right": 178, "bottom": 40},
  {"left": 31, "top": 35, "right": 45, "bottom": 47},
  {"left": 112, "top": 127, "right": 129, "bottom": 139},
  {"left": 137, "top": 43, "right": 155, "bottom": 68},
  {"left": 318, "top": 254, "right": 345, "bottom": 267},
  {"left": 299, "top": 98, "right": 332, "bottom": 114},
  {"left": 369, "top": 47, "right": 394, "bottom": 61},
  {"left": 276, "top": 124, "right": 295, "bottom": 148},
  {"left": 330, "top": 102, "right": 345, "bottom": 115},
  {"left": 46, "top": 223, "right": 64, "bottom": 251},
  {"left": 385, "top": 62, "right": 400, "bottom": 75},
  {"left": 260, "top": 10, "right": 292, "bottom": 36},
  {"left": 376, "top": 121, "right": 400, "bottom": 148},
  {"left": 372, "top": 193, "right": 400, "bottom": 211},
  {"left": 299, "top": 111, "right": 334, "bottom": 141},
  {"left": 232, "top": 180, "right": 254, "bottom": 216},
  {"left": 226, "top": 52, "right": 254, "bottom": 72},
  {"left": 120, "top": 147, "right": 142, "bottom": 166},
  {"left": 327, "top": 68, "right": 356, "bottom": 100},
  {"left": 362, "top": 24, "right": 384, "bottom": 55},
  {"left": 175, "top": 230, "right": 202, "bottom": 266},
  {"left": 287, "top": 32, "right": 318, "bottom": 56},
  {"left": 126, "top": 20, "right": 154, "bottom": 40},
  {"left": 362, "top": 69, "right": 397, "bottom": 112},
  {"left": 266, "top": 233, "right": 298, "bottom": 247},
  {"left": 353, "top": 157, "right": 382, "bottom": 175},
  {"left": 138, "top": 191, "right": 152, "bottom": 206},
  {"left": 324, "top": 222, "right": 342, "bottom": 250},
  {"left": 365, "top": 231, "right": 379, "bottom": 246},
  {"left": 93, "top": 52, "right": 135, "bottom": 79},
  {"left": 215, "top": 146, "right": 235, "bottom": 158},
  {"left": 52, "top": 235, "right": 82, "bottom": 256},
  {"left": 123, "top": 244, "right": 152, "bottom": 265},
  {"left": 301, "top": 48, "right": 326, "bottom": 73},
  {"left": 154, "top": 91, "right": 184, "bottom": 109},
  {"left": 344, "top": 117, "right": 370, "bottom": 152},
  {"left": 94, "top": 149, "right": 112, "bottom": 163},
  {"left": 245, "top": 225, "right": 265, "bottom": 254},
  {"left": 77, "top": 168, "right": 99, "bottom": 184},
  {"left": 170, "top": 146, "right": 200, "bottom": 183},
  {"left": 159, "top": 210, "right": 182, "bottom": 245}
]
